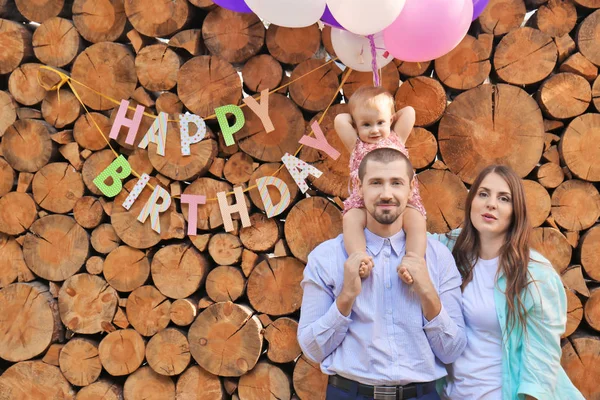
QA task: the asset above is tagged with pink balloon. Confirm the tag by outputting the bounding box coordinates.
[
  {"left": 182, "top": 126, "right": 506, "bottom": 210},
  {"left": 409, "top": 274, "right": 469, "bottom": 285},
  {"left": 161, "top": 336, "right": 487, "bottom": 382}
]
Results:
[{"left": 383, "top": 0, "right": 473, "bottom": 62}]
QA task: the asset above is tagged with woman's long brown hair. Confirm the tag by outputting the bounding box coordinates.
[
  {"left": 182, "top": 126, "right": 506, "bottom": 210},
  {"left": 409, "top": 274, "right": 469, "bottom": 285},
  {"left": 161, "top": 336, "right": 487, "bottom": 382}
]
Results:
[{"left": 452, "top": 165, "right": 532, "bottom": 335}]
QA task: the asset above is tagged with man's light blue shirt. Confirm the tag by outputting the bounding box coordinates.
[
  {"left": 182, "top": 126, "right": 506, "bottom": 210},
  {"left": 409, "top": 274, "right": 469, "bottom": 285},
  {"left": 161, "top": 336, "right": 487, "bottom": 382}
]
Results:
[{"left": 297, "top": 228, "right": 467, "bottom": 386}]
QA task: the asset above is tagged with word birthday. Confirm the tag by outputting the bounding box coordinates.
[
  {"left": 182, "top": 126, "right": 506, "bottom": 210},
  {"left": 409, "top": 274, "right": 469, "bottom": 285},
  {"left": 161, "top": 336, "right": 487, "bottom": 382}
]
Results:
[{"left": 93, "top": 89, "right": 341, "bottom": 235}]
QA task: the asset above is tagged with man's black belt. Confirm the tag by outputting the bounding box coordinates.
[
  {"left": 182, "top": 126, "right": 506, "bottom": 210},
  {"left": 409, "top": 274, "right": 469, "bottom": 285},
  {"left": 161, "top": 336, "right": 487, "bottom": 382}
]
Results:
[{"left": 328, "top": 374, "right": 436, "bottom": 400}]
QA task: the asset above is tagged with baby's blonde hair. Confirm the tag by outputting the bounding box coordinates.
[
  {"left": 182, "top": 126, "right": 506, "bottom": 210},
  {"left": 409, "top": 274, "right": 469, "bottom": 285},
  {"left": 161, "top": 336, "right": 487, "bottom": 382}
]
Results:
[{"left": 348, "top": 86, "right": 395, "bottom": 116}]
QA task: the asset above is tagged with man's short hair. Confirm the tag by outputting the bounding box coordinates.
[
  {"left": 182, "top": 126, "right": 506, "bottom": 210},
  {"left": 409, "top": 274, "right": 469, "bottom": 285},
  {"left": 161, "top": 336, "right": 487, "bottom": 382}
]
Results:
[
  {"left": 358, "top": 147, "right": 414, "bottom": 182},
  {"left": 348, "top": 86, "right": 395, "bottom": 116}
]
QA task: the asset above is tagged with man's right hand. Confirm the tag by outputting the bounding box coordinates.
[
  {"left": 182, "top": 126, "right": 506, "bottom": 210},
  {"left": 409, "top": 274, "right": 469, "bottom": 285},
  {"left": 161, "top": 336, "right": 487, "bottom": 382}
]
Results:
[{"left": 337, "top": 252, "right": 372, "bottom": 316}]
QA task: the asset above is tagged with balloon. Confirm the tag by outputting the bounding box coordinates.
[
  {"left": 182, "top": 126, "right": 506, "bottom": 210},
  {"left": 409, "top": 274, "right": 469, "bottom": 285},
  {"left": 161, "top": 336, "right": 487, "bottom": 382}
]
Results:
[
  {"left": 383, "top": 0, "right": 473, "bottom": 62},
  {"left": 330, "top": 28, "right": 393, "bottom": 72},
  {"left": 327, "top": 0, "right": 406, "bottom": 36},
  {"left": 321, "top": 5, "right": 343, "bottom": 29},
  {"left": 245, "top": 0, "right": 326, "bottom": 28},
  {"left": 472, "top": 0, "right": 489, "bottom": 20},
  {"left": 213, "top": 0, "right": 252, "bottom": 13}
]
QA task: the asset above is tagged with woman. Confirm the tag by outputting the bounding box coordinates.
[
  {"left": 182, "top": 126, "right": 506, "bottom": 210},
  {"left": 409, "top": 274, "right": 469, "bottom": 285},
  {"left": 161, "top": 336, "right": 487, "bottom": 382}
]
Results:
[{"left": 434, "top": 165, "right": 583, "bottom": 400}]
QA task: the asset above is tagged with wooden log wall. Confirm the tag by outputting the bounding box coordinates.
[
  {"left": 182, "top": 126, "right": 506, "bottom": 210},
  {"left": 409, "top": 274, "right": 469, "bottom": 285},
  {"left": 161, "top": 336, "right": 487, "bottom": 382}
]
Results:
[{"left": 0, "top": 0, "right": 599, "bottom": 398}]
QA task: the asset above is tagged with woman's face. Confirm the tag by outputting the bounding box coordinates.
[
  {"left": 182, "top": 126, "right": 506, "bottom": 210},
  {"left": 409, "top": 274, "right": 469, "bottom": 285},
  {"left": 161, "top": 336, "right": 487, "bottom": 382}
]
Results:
[{"left": 470, "top": 172, "right": 513, "bottom": 238}]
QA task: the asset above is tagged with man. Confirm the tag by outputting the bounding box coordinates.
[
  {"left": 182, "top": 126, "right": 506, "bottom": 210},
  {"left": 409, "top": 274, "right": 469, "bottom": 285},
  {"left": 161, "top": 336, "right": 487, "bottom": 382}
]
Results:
[{"left": 298, "top": 148, "right": 466, "bottom": 400}]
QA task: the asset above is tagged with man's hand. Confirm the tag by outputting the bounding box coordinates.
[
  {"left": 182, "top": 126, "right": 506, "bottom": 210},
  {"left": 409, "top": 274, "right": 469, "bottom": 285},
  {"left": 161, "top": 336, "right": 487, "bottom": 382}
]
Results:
[
  {"left": 337, "top": 252, "right": 372, "bottom": 316},
  {"left": 397, "top": 252, "right": 441, "bottom": 320}
]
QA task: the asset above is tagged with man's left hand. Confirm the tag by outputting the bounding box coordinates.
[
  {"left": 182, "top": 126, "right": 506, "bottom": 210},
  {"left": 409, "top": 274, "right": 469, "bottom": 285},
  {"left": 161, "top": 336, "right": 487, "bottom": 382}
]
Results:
[{"left": 397, "top": 252, "right": 434, "bottom": 296}]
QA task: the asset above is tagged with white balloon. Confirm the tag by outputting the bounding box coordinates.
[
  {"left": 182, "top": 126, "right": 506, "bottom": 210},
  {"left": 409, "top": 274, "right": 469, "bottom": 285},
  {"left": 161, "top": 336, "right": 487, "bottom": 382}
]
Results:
[
  {"left": 327, "top": 0, "right": 406, "bottom": 35},
  {"left": 245, "top": 0, "right": 326, "bottom": 28},
  {"left": 330, "top": 28, "right": 393, "bottom": 72}
]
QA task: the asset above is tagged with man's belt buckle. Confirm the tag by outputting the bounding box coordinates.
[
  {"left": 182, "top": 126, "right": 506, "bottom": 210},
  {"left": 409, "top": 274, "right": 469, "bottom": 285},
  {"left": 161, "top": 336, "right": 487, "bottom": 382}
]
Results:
[{"left": 373, "top": 385, "right": 398, "bottom": 400}]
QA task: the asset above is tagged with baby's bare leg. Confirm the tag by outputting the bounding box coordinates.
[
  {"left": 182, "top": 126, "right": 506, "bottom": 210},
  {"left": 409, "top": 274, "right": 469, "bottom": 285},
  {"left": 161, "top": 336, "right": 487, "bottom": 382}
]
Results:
[
  {"left": 343, "top": 208, "right": 373, "bottom": 278},
  {"left": 398, "top": 207, "right": 427, "bottom": 285}
]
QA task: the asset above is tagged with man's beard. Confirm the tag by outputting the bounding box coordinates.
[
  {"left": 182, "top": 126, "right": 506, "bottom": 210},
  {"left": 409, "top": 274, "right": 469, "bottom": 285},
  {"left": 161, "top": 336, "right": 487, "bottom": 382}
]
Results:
[{"left": 370, "top": 201, "right": 402, "bottom": 225}]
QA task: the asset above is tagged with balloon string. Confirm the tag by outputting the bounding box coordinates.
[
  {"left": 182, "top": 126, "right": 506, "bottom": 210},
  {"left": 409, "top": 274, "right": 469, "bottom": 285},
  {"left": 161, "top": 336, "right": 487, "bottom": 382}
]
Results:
[{"left": 367, "top": 34, "right": 380, "bottom": 87}]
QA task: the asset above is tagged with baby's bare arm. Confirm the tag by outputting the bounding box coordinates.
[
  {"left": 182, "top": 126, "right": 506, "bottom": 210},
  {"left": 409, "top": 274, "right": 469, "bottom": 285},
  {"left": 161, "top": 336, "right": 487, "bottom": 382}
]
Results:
[
  {"left": 392, "top": 106, "right": 416, "bottom": 145},
  {"left": 334, "top": 113, "right": 359, "bottom": 153}
]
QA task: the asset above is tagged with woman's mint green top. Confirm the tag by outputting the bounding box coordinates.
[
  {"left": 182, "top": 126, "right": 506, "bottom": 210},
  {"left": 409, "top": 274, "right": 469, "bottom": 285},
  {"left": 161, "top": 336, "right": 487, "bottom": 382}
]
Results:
[{"left": 432, "top": 229, "right": 584, "bottom": 400}]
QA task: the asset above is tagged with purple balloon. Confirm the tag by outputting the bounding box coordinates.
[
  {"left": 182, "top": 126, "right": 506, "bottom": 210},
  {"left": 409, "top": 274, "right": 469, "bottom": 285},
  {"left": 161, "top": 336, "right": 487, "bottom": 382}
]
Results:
[
  {"left": 213, "top": 0, "right": 252, "bottom": 13},
  {"left": 472, "top": 0, "right": 489, "bottom": 20},
  {"left": 320, "top": 5, "right": 344, "bottom": 29}
]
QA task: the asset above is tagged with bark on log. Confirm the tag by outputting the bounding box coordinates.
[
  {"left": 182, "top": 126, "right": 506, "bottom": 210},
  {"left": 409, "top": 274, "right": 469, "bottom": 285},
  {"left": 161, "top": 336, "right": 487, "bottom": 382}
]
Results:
[
  {"left": 147, "top": 122, "right": 218, "bottom": 182},
  {"left": 124, "top": 0, "right": 189, "bottom": 38},
  {"left": 248, "top": 162, "right": 299, "bottom": 213},
  {"left": 560, "top": 113, "right": 600, "bottom": 181},
  {"left": 289, "top": 59, "right": 340, "bottom": 112},
  {"left": 237, "top": 93, "right": 306, "bottom": 162},
  {"left": 405, "top": 127, "right": 438, "bottom": 170},
  {"left": 478, "top": 0, "right": 527, "bottom": 36},
  {"left": 342, "top": 63, "right": 400, "bottom": 99},
  {"left": 0, "top": 361, "right": 75, "bottom": 399},
  {"left": 33, "top": 162, "right": 84, "bottom": 214},
  {"left": 73, "top": 196, "right": 105, "bottom": 229},
  {"left": 395, "top": 77, "right": 446, "bottom": 127},
  {"left": 146, "top": 327, "right": 190, "bottom": 376},
  {"left": 561, "top": 335, "right": 600, "bottom": 399},
  {"left": 551, "top": 179, "right": 600, "bottom": 231},
  {"left": 536, "top": 162, "right": 564, "bottom": 189},
  {"left": 0, "top": 234, "right": 28, "bottom": 288},
  {"left": 32, "top": 17, "right": 81, "bottom": 67},
  {"left": 111, "top": 177, "right": 178, "bottom": 249},
  {"left": 75, "top": 380, "right": 123, "bottom": 400},
  {"left": 577, "top": 10, "right": 600, "bottom": 67},
  {"left": 175, "top": 365, "right": 225, "bottom": 400},
  {"left": 58, "top": 273, "right": 118, "bottom": 334},
  {"left": 522, "top": 179, "right": 551, "bottom": 228},
  {"left": 434, "top": 34, "right": 493, "bottom": 91},
  {"left": 0, "top": 192, "right": 37, "bottom": 235},
  {"left": 151, "top": 243, "right": 209, "bottom": 299},
  {"left": 531, "top": 0, "right": 577, "bottom": 38},
  {"left": 91, "top": 223, "right": 121, "bottom": 254},
  {"left": 205, "top": 266, "right": 246, "bottom": 303},
  {"left": 177, "top": 56, "right": 242, "bottom": 118},
  {"left": 0, "top": 18, "right": 33, "bottom": 75},
  {"left": 126, "top": 285, "right": 171, "bottom": 337},
  {"left": 284, "top": 197, "right": 343, "bottom": 263},
  {"left": 2, "top": 118, "right": 55, "bottom": 173},
  {"left": 104, "top": 246, "right": 150, "bottom": 292},
  {"left": 15, "top": 0, "right": 65, "bottom": 23},
  {"left": 494, "top": 27, "right": 557, "bottom": 85},
  {"left": 438, "top": 84, "right": 545, "bottom": 184},
  {"left": 580, "top": 225, "right": 600, "bottom": 281},
  {"left": 537, "top": 73, "right": 591, "bottom": 119},
  {"left": 58, "top": 337, "right": 102, "bottom": 386},
  {"left": 560, "top": 52, "right": 598, "bottom": 81},
  {"left": 530, "top": 227, "right": 572, "bottom": 273},
  {"left": 98, "top": 329, "right": 145, "bottom": 376},
  {"left": 73, "top": 113, "right": 110, "bottom": 152},
  {"left": 418, "top": 169, "right": 468, "bottom": 234},
  {"left": 266, "top": 24, "right": 321, "bottom": 65},
  {"left": 24, "top": 215, "right": 89, "bottom": 281},
  {"left": 223, "top": 152, "right": 254, "bottom": 185},
  {"left": 208, "top": 233, "right": 243, "bottom": 266},
  {"left": 189, "top": 302, "right": 263, "bottom": 377},
  {"left": 135, "top": 44, "right": 181, "bottom": 91},
  {"left": 247, "top": 257, "right": 304, "bottom": 316},
  {"left": 264, "top": 317, "right": 302, "bottom": 364},
  {"left": 0, "top": 282, "right": 63, "bottom": 362},
  {"left": 293, "top": 355, "right": 328, "bottom": 400},
  {"left": 72, "top": 0, "right": 126, "bottom": 43},
  {"left": 242, "top": 55, "right": 283, "bottom": 93},
  {"left": 564, "top": 289, "right": 583, "bottom": 338},
  {"left": 71, "top": 42, "right": 137, "bottom": 111},
  {"left": 0, "top": 91, "right": 17, "bottom": 137},
  {"left": 238, "top": 361, "right": 291, "bottom": 400},
  {"left": 202, "top": 8, "right": 264, "bottom": 64},
  {"left": 239, "top": 213, "right": 279, "bottom": 252}
]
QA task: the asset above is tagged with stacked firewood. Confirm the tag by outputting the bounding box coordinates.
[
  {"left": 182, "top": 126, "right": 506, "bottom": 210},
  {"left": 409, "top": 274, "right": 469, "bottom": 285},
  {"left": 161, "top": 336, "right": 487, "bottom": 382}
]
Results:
[{"left": 0, "top": 0, "right": 599, "bottom": 398}]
